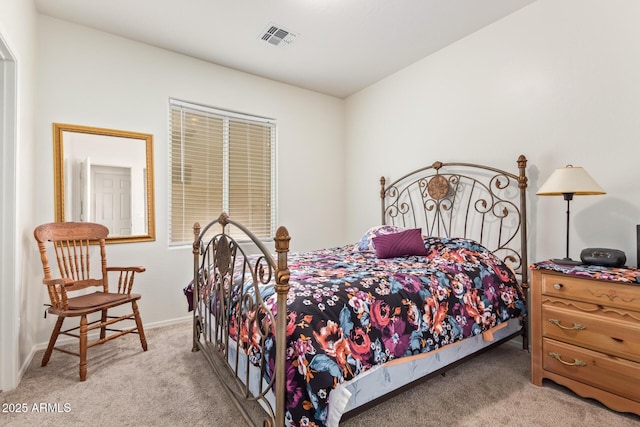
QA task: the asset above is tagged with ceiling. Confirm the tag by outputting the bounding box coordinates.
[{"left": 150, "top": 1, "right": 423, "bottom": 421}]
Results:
[{"left": 34, "top": 0, "right": 536, "bottom": 99}]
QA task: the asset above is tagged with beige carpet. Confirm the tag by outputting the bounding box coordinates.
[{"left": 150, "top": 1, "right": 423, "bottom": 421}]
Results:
[{"left": 1, "top": 321, "right": 638, "bottom": 427}]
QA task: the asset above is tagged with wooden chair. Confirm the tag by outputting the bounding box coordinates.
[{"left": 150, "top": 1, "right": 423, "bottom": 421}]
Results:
[{"left": 34, "top": 222, "right": 148, "bottom": 381}]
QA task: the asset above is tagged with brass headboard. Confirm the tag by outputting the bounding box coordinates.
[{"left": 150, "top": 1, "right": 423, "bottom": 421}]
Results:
[{"left": 381, "top": 155, "right": 528, "bottom": 284}]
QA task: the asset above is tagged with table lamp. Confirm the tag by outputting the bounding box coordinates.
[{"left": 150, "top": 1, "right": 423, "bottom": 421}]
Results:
[{"left": 537, "top": 165, "right": 605, "bottom": 265}]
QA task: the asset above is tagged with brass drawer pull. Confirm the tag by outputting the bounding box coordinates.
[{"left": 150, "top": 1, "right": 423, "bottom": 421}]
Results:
[
  {"left": 553, "top": 283, "right": 563, "bottom": 290},
  {"left": 549, "top": 352, "right": 587, "bottom": 367},
  {"left": 548, "top": 318, "right": 586, "bottom": 331}
]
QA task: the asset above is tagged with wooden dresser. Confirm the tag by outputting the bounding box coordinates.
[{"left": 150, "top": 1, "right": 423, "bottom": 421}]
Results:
[{"left": 530, "top": 262, "right": 640, "bottom": 415}]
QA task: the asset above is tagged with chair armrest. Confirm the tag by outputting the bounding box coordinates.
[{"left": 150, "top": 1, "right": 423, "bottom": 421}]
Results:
[
  {"left": 43, "top": 277, "right": 74, "bottom": 286},
  {"left": 107, "top": 266, "right": 146, "bottom": 273},
  {"left": 106, "top": 266, "right": 146, "bottom": 294},
  {"left": 42, "top": 278, "right": 74, "bottom": 310}
]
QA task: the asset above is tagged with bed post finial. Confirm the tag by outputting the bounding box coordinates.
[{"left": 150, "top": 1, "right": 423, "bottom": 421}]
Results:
[
  {"left": 273, "top": 226, "right": 290, "bottom": 427},
  {"left": 517, "top": 155, "right": 528, "bottom": 189},
  {"left": 192, "top": 222, "right": 201, "bottom": 254},
  {"left": 274, "top": 225, "right": 291, "bottom": 290}
]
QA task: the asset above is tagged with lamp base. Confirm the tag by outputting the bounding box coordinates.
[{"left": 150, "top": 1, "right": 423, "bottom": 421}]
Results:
[{"left": 550, "top": 257, "right": 583, "bottom": 266}]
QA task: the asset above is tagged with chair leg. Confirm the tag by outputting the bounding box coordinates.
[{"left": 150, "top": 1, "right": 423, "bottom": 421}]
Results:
[
  {"left": 42, "top": 316, "right": 64, "bottom": 367},
  {"left": 79, "top": 315, "right": 88, "bottom": 381},
  {"left": 100, "top": 309, "right": 108, "bottom": 340},
  {"left": 132, "top": 300, "right": 147, "bottom": 351}
]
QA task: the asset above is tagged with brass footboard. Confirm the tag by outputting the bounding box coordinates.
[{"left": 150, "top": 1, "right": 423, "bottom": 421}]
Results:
[{"left": 192, "top": 213, "right": 290, "bottom": 426}]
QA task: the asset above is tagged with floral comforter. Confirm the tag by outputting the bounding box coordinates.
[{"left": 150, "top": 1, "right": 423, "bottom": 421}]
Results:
[{"left": 192, "top": 236, "right": 527, "bottom": 426}]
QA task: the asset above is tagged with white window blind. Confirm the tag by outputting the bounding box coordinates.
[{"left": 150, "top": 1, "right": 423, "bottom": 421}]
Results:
[{"left": 169, "top": 99, "right": 276, "bottom": 245}]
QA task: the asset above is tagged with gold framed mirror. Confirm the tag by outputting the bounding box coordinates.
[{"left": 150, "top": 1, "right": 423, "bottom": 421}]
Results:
[{"left": 53, "top": 123, "right": 155, "bottom": 243}]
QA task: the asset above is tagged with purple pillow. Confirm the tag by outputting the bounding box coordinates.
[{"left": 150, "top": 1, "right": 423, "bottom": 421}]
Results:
[{"left": 372, "top": 228, "right": 428, "bottom": 259}]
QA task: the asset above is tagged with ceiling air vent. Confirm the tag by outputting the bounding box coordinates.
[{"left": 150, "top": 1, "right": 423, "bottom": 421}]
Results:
[{"left": 260, "top": 24, "right": 298, "bottom": 47}]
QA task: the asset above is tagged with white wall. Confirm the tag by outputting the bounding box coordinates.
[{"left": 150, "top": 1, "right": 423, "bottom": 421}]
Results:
[
  {"left": 0, "top": 0, "right": 38, "bottom": 391},
  {"left": 35, "top": 16, "right": 346, "bottom": 345},
  {"left": 345, "top": 0, "right": 640, "bottom": 270}
]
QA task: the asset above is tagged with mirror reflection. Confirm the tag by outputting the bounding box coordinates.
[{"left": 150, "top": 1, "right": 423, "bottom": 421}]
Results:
[{"left": 53, "top": 123, "right": 155, "bottom": 243}]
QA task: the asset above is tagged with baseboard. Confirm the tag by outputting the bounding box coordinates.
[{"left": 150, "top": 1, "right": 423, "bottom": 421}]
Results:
[
  {"left": 504, "top": 336, "right": 529, "bottom": 351},
  {"left": 17, "top": 345, "right": 39, "bottom": 389},
  {"left": 143, "top": 315, "right": 192, "bottom": 331}
]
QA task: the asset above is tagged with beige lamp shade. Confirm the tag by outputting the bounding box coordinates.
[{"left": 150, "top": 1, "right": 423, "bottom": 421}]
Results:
[{"left": 536, "top": 165, "right": 606, "bottom": 196}]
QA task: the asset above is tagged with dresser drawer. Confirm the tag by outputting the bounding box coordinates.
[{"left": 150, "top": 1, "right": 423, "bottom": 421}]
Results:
[
  {"left": 542, "top": 302, "right": 640, "bottom": 363},
  {"left": 542, "top": 338, "right": 640, "bottom": 402},
  {"left": 541, "top": 273, "right": 640, "bottom": 312}
]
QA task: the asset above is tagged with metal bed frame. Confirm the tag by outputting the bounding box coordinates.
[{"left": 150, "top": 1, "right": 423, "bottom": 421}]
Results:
[{"left": 191, "top": 155, "right": 528, "bottom": 426}]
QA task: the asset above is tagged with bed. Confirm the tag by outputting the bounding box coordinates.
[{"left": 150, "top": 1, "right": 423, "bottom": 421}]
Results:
[{"left": 187, "top": 155, "right": 529, "bottom": 427}]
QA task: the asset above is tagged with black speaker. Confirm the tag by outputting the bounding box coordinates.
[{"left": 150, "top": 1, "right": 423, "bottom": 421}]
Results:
[{"left": 580, "top": 248, "right": 626, "bottom": 267}]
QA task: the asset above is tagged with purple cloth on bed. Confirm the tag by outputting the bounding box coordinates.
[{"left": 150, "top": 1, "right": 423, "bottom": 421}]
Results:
[{"left": 217, "top": 236, "right": 527, "bottom": 426}]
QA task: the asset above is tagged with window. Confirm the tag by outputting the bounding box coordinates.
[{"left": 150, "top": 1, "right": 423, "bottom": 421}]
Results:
[{"left": 169, "top": 99, "right": 276, "bottom": 245}]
